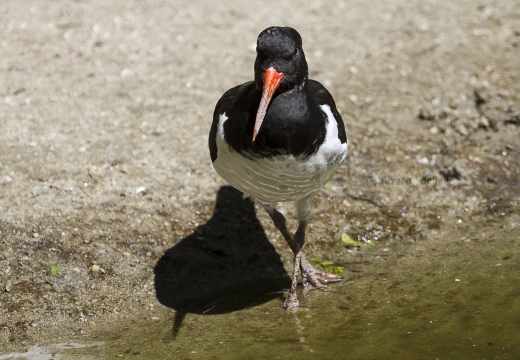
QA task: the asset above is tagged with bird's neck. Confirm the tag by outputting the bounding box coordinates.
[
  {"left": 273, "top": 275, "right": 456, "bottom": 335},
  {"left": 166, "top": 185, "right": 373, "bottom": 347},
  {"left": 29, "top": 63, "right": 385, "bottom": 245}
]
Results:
[
  {"left": 252, "top": 82, "right": 323, "bottom": 157},
  {"left": 268, "top": 81, "right": 310, "bottom": 124}
]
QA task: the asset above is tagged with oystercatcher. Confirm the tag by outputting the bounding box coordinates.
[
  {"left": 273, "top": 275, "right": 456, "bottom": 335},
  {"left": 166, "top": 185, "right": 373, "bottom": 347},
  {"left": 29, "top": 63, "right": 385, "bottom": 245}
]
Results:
[{"left": 209, "top": 26, "right": 347, "bottom": 308}]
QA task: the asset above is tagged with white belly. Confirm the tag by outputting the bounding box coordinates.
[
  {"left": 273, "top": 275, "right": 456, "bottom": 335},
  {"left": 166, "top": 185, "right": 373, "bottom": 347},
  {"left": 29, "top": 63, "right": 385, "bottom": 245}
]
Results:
[{"left": 213, "top": 105, "right": 347, "bottom": 204}]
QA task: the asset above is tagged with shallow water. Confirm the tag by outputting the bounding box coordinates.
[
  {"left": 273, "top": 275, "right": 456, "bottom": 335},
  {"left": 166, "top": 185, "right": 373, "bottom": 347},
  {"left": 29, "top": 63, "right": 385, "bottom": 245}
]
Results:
[
  {"left": 7, "top": 219, "right": 514, "bottom": 360},
  {"left": 104, "top": 225, "right": 519, "bottom": 359}
]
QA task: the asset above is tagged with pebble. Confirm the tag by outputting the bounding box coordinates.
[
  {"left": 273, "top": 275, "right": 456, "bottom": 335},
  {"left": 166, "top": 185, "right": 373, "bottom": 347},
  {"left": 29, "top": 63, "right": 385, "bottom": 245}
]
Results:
[
  {"left": 119, "top": 164, "right": 129, "bottom": 174},
  {"left": 91, "top": 264, "right": 101, "bottom": 272},
  {"left": 123, "top": 252, "right": 131, "bottom": 258},
  {"left": 121, "top": 68, "right": 133, "bottom": 77},
  {"left": 479, "top": 116, "right": 490, "bottom": 128},
  {"left": 418, "top": 108, "right": 433, "bottom": 121},
  {"left": 457, "top": 124, "right": 469, "bottom": 136},
  {"left": 443, "top": 138, "right": 454, "bottom": 147},
  {"left": 423, "top": 169, "right": 435, "bottom": 181},
  {"left": 5, "top": 282, "right": 12, "bottom": 292},
  {"left": 417, "top": 157, "right": 429, "bottom": 165},
  {"left": 136, "top": 186, "right": 148, "bottom": 196},
  {"left": 32, "top": 185, "right": 42, "bottom": 197}
]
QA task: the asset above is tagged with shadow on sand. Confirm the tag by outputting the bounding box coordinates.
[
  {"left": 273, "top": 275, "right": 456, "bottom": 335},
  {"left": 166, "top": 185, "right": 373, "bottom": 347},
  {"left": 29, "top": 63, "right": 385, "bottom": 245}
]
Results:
[{"left": 154, "top": 186, "right": 291, "bottom": 337}]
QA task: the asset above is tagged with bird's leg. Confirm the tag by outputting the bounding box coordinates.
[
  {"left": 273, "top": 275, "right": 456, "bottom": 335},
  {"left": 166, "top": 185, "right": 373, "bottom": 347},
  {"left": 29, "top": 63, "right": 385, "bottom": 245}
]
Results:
[
  {"left": 295, "top": 198, "right": 343, "bottom": 289},
  {"left": 264, "top": 200, "right": 342, "bottom": 308},
  {"left": 284, "top": 249, "right": 301, "bottom": 308},
  {"left": 265, "top": 206, "right": 299, "bottom": 253},
  {"left": 264, "top": 205, "right": 302, "bottom": 308},
  {"left": 293, "top": 221, "right": 328, "bottom": 289}
]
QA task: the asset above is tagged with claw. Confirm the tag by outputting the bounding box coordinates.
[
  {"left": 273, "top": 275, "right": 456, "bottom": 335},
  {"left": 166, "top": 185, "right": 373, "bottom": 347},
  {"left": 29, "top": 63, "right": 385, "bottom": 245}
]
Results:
[{"left": 300, "top": 255, "right": 343, "bottom": 289}]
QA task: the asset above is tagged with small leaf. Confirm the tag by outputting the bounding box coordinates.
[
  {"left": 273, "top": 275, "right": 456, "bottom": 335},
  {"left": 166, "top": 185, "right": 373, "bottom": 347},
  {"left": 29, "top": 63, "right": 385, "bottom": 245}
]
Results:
[
  {"left": 50, "top": 265, "right": 58, "bottom": 277},
  {"left": 341, "top": 233, "right": 362, "bottom": 247},
  {"left": 320, "top": 261, "right": 334, "bottom": 267},
  {"left": 312, "top": 257, "right": 322, "bottom": 264},
  {"left": 333, "top": 267, "right": 344, "bottom": 275}
]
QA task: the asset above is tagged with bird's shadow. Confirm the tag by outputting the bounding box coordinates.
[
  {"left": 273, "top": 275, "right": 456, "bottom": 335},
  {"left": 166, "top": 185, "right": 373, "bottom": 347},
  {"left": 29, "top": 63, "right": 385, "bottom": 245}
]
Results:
[{"left": 154, "top": 186, "right": 291, "bottom": 337}]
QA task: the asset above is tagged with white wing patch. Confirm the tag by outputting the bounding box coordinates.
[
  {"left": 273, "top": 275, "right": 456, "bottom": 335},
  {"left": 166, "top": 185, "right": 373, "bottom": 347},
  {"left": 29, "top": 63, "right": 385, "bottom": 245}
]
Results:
[{"left": 213, "top": 105, "right": 347, "bottom": 204}]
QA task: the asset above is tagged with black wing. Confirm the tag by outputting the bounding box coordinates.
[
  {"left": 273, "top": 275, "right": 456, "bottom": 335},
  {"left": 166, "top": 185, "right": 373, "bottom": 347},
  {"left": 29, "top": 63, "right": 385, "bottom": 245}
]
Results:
[
  {"left": 308, "top": 80, "right": 347, "bottom": 144},
  {"left": 209, "top": 82, "right": 254, "bottom": 162}
]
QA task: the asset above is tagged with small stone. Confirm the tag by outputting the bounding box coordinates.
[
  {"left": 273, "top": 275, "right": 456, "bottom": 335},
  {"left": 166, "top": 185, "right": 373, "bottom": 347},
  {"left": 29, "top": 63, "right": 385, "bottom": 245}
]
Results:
[
  {"left": 505, "top": 112, "right": 520, "bottom": 125},
  {"left": 91, "top": 264, "right": 100, "bottom": 272},
  {"left": 422, "top": 169, "right": 435, "bottom": 182},
  {"left": 417, "top": 157, "right": 429, "bottom": 165},
  {"left": 5, "top": 282, "right": 12, "bottom": 292},
  {"left": 429, "top": 126, "right": 439, "bottom": 134},
  {"left": 119, "top": 164, "right": 129, "bottom": 174},
  {"left": 418, "top": 107, "right": 436, "bottom": 121},
  {"left": 442, "top": 138, "right": 454, "bottom": 147},
  {"left": 457, "top": 124, "right": 469, "bottom": 136},
  {"left": 479, "top": 116, "right": 490, "bottom": 128},
  {"left": 469, "top": 155, "right": 483, "bottom": 163},
  {"left": 136, "top": 186, "right": 148, "bottom": 196},
  {"left": 32, "top": 186, "right": 42, "bottom": 197},
  {"left": 123, "top": 252, "right": 131, "bottom": 258},
  {"left": 121, "top": 68, "right": 132, "bottom": 77}
]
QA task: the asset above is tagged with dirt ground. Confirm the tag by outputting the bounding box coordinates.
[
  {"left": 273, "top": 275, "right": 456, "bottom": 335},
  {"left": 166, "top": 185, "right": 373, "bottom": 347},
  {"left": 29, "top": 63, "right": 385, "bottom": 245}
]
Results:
[{"left": 1, "top": 0, "right": 519, "bottom": 355}]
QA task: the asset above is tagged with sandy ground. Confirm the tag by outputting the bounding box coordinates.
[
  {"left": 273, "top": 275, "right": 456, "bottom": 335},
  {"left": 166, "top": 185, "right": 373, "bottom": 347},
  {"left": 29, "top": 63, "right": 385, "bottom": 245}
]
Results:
[{"left": 1, "top": 0, "right": 519, "bottom": 355}]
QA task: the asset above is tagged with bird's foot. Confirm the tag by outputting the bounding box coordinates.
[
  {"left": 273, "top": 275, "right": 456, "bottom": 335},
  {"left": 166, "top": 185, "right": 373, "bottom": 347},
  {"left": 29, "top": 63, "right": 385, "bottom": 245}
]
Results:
[
  {"left": 283, "top": 291, "right": 300, "bottom": 308},
  {"left": 300, "top": 256, "right": 343, "bottom": 289}
]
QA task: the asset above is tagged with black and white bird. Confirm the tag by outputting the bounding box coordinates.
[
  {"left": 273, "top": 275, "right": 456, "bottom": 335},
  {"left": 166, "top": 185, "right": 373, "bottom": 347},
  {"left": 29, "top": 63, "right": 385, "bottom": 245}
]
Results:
[{"left": 209, "top": 26, "right": 348, "bottom": 308}]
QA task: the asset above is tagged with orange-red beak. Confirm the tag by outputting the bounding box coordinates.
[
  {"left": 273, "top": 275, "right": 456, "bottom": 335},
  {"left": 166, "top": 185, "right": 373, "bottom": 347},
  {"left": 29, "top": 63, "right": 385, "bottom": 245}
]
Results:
[{"left": 252, "top": 67, "right": 284, "bottom": 141}]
